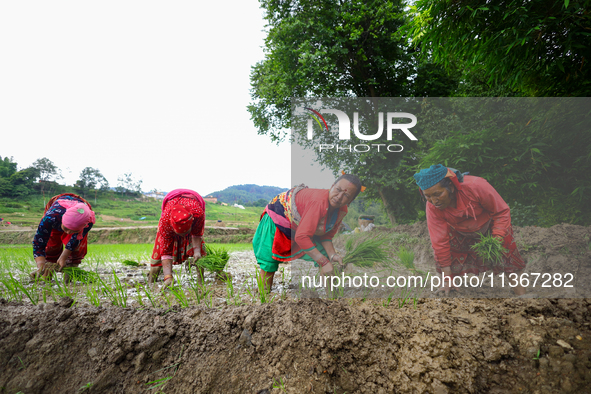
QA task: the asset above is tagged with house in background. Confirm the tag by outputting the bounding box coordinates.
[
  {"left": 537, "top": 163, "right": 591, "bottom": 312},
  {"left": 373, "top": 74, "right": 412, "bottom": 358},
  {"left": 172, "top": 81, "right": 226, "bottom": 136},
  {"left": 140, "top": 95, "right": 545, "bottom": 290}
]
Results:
[
  {"left": 204, "top": 196, "right": 218, "bottom": 203},
  {"left": 144, "top": 191, "right": 167, "bottom": 200}
]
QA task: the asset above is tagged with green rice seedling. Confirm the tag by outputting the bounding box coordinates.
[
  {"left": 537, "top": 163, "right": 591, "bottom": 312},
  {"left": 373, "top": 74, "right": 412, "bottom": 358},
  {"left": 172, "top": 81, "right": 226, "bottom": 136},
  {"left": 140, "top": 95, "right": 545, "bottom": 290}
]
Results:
[
  {"left": 9, "top": 273, "right": 39, "bottom": 305},
  {"left": 272, "top": 377, "right": 287, "bottom": 393},
  {"left": 397, "top": 246, "right": 415, "bottom": 270},
  {"left": 139, "top": 280, "right": 157, "bottom": 308},
  {"left": 78, "top": 382, "right": 93, "bottom": 392},
  {"left": 85, "top": 281, "right": 101, "bottom": 307},
  {"left": 145, "top": 345, "right": 184, "bottom": 392},
  {"left": 470, "top": 234, "right": 508, "bottom": 267},
  {"left": 253, "top": 269, "right": 276, "bottom": 304},
  {"left": 383, "top": 289, "right": 397, "bottom": 307},
  {"left": 398, "top": 286, "right": 412, "bottom": 309},
  {"left": 97, "top": 271, "right": 128, "bottom": 307},
  {"left": 110, "top": 270, "right": 128, "bottom": 307},
  {"left": 168, "top": 285, "right": 190, "bottom": 308},
  {"left": 222, "top": 276, "right": 240, "bottom": 305},
  {"left": 122, "top": 260, "right": 140, "bottom": 267},
  {"left": 62, "top": 267, "right": 99, "bottom": 283},
  {"left": 54, "top": 274, "right": 78, "bottom": 301},
  {"left": 0, "top": 275, "right": 23, "bottom": 302},
  {"left": 197, "top": 245, "right": 230, "bottom": 273},
  {"left": 134, "top": 282, "right": 145, "bottom": 307},
  {"left": 343, "top": 236, "right": 390, "bottom": 268}
]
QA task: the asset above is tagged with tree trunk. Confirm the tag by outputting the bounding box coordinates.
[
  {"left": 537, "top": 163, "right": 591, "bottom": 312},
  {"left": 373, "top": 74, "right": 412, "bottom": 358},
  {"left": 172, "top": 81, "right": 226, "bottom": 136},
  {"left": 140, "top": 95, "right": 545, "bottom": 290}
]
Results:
[{"left": 378, "top": 188, "right": 397, "bottom": 225}]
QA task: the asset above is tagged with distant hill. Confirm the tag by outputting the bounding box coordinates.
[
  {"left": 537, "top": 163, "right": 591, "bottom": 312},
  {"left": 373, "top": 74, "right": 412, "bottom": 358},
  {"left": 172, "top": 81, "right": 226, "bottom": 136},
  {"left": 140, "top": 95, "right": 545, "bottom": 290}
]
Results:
[{"left": 205, "top": 184, "right": 288, "bottom": 205}]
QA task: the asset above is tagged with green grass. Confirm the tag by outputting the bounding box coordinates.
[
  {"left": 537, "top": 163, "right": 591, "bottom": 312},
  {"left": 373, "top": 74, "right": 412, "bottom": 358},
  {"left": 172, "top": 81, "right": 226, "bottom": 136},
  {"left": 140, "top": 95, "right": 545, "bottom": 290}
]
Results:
[{"left": 0, "top": 194, "right": 263, "bottom": 228}]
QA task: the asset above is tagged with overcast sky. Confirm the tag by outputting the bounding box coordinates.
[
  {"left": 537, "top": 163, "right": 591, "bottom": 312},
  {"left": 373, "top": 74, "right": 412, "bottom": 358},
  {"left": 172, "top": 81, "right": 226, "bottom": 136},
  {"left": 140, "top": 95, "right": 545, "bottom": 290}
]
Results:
[{"left": 0, "top": 1, "right": 331, "bottom": 196}]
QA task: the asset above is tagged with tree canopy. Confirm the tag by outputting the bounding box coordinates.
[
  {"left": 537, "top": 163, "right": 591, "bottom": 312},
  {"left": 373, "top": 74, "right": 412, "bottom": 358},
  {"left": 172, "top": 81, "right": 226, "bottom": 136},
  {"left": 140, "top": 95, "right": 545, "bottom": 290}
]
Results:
[
  {"left": 405, "top": 0, "right": 591, "bottom": 96},
  {"left": 248, "top": 0, "right": 456, "bottom": 142}
]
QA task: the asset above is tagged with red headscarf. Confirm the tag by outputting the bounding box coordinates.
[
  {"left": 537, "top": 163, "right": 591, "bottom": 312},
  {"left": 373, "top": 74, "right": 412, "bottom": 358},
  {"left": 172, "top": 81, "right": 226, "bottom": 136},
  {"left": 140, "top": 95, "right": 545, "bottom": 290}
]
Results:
[{"left": 170, "top": 205, "right": 193, "bottom": 234}]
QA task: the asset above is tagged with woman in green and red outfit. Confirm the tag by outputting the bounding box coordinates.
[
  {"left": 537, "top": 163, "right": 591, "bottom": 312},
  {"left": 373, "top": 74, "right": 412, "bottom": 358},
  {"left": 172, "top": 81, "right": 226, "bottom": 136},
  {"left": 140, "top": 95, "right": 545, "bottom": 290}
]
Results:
[
  {"left": 149, "top": 189, "right": 206, "bottom": 287},
  {"left": 253, "top": 174, "right": 362, "bottom": 292}
]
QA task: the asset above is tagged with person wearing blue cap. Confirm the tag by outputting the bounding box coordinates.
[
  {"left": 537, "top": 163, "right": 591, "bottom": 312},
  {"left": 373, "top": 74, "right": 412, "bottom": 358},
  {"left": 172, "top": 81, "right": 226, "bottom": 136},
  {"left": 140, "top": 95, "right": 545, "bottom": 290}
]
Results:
[{"left": 414, "top": 164, "right": 526, "bottom": 296}]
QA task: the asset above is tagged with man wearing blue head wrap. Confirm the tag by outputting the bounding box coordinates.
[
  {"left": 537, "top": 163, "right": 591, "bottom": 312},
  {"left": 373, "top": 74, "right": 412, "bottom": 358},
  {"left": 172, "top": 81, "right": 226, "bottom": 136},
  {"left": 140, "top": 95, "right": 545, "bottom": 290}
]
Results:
[{"left": 414, "top": 164, "right": 526, "bottom": 296}]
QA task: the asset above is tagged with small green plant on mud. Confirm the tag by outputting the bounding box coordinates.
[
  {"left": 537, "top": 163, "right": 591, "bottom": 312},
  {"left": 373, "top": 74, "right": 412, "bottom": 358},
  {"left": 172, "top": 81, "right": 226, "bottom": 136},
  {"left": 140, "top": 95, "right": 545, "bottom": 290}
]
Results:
[
  {"left": 98, "top": 270, "right": 128, "bottom": 307},
  {"left": 122, "top": 260, "right": 139, "bottom": 267},
  {"left": 78, "top": 382, "right": 93, "bottom": 392},
  {"left": 471, "top": 234, "right": 508, "bottom": 267},
  {"left": 533, "top": 349, "right": 541, "bottom": 360},
  {"left": 145, "top": 346, "right": 184, "bottom": 392},
  {"left": 245, "top": 269, "right": 276, "bottom": 304},
  {"left": 343, "top": 236, "right": 389, "bottom": 268},
  {"left": 222, "top": 276, "right": 241, "bottom": 306},
  {"left": 168, "top": 285, "right": 190, "bottom": 308},
  {"left": 85, "top": 280, "right": 101, "bottom": 307},
  {"left": 272, "top": 377, "right": 287, "bottom": 393}
]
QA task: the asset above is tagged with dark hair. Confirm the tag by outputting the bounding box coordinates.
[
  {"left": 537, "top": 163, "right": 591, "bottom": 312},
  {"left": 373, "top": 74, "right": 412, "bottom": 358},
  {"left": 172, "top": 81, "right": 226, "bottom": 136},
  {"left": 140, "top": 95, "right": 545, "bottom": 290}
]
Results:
[{"left": 334, "top": 174, "right": 362, "bottom": 201}]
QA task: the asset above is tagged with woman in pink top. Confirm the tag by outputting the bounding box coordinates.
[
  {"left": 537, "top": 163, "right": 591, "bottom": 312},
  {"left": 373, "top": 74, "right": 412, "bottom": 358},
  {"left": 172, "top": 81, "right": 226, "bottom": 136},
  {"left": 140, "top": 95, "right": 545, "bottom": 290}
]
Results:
[{"left": 414, "top": 164, "right": 526, "bottom": 295}]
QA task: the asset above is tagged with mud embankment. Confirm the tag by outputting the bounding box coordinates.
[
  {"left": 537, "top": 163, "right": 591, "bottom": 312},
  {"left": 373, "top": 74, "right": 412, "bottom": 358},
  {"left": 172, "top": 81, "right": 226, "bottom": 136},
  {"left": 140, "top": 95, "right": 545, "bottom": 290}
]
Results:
[
  {"left": 0, "top": 226, "right": 254, "bottom": 245},
  {"left": 1, "top": 298, "right": 590, "bottom": 393}
]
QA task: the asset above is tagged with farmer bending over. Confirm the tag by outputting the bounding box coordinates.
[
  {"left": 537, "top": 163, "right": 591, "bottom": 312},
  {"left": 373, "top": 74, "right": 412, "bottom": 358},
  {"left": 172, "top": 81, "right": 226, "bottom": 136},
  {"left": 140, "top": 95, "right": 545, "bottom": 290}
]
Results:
[
  {"left": 31, "top": 193, "right": 96, "bottom": 281},
  {"left": 253, "top": 174, "right": 362, "bottom": 293},
  {"left": 149, "top": 189, "right": 206, "bottom": 287},
  {"left": 413, "top": 164, "right": 526, "bottom": 296}
]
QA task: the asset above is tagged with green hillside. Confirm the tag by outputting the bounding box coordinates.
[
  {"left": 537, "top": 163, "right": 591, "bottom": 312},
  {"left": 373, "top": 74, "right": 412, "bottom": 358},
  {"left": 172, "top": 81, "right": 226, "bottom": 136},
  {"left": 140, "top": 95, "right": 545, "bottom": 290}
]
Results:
[{"left": 205, "top": 184, "right": 288, "bottom": 206}]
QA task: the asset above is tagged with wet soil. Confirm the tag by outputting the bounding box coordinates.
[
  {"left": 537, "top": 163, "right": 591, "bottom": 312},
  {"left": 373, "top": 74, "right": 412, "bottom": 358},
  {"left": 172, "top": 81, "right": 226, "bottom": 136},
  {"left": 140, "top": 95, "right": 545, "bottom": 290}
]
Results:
[
  {"left": 1, "top": 223, "right": 590, "bottom": 393},
  {"left": 1, "top": 298, "right": 591, "bottom": 394}
]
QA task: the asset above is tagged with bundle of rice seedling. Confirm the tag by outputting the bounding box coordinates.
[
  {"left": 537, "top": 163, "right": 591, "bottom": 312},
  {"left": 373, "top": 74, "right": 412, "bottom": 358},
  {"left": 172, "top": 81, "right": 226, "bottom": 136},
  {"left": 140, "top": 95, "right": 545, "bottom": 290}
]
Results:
[
  {"left": 470, "top": 234, "right": 508, "bottom": 267},
  {"left": 122, "top": 260, "right": 140, "bottom": 267},
  {"left": 343, "top": 236, "right": 389, "bottom": 267},
  {"left": 397, "top": 246, "right": 416, "bottom": 270},
  {"left": 61, "top": 267, "right": 100, "bottom": 283},
  {"left": 196, "top": 244, "right": 231, "bottom": 272}
]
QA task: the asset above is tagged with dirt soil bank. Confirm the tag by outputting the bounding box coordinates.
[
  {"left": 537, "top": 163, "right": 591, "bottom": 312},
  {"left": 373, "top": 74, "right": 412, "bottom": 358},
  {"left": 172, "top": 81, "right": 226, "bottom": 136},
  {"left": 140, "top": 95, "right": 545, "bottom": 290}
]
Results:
[
  {"left": 1, "top": 297, "right": 591, "bottom": 394},
  {"left": 0, "top": 226, "right": 255, "bottom": 245}
]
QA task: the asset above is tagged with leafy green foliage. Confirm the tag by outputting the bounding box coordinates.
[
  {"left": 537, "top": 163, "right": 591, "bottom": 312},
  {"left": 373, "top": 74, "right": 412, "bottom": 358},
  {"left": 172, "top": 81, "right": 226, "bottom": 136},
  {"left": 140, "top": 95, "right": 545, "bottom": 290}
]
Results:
[{"left": 405, "top": 0, "right": 591, "bottom": 96}]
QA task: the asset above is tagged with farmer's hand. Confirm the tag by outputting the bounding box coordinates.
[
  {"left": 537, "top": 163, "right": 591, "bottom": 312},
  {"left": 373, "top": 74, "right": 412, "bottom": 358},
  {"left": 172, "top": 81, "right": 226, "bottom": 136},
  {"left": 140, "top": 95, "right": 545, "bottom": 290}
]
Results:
[{"left": 320, "top": 262, "right": 335, "bottom": 276}]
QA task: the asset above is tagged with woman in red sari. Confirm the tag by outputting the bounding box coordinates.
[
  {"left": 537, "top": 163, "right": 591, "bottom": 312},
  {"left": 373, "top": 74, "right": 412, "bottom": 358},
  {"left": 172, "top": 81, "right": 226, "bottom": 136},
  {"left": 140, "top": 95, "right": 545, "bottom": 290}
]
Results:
[
  {"left": 414, "top": 164, "right": 526, "bottom": 295},
  {"left": 149, "top": 189, "right": 206, "bottom": 286}
]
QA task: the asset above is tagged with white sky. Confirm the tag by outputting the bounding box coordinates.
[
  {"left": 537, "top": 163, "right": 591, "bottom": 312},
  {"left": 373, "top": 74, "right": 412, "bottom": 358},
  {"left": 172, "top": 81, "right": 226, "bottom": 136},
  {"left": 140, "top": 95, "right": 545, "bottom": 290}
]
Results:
[{"left": 0, "top": 0, "right": 302, "bottom": 196}]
